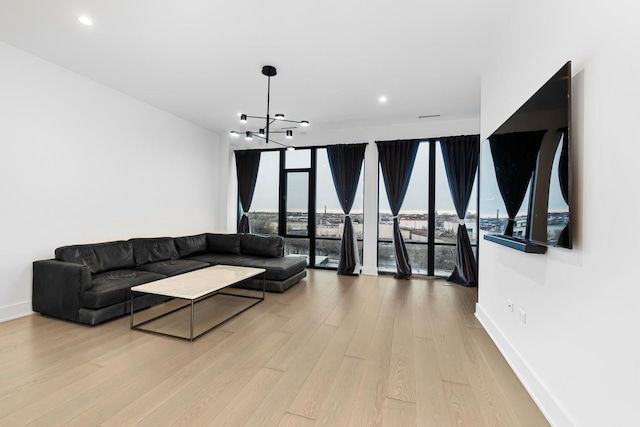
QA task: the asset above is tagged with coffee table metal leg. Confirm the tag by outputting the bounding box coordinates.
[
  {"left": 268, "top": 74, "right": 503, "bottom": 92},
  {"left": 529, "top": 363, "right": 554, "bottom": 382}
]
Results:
[
  {"left": 130, "top": 293, "right": 134, "bottom": 329},
  {"left": 190, "top": 299, "right": 195, "bottom": 341}
]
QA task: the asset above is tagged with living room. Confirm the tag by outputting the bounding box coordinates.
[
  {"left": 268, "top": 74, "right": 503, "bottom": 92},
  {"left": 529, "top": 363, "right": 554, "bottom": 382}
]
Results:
[{"left": 1, "top": 1, "right": 639, "bottom": 426}]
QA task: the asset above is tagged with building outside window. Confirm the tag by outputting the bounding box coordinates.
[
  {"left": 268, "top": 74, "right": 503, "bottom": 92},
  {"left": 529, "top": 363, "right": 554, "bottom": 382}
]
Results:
[
  {"left": 243, "top": 141, "right": 478, "bottom": 276},
  {"left": 377, "top": 140, "right": 478, "bottom": 277}
]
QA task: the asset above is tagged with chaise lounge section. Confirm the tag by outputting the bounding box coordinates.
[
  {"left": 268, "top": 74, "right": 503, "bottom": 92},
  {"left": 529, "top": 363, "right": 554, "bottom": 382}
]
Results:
[{"left": 32, "top": 233, "right": 307, "bottom": 325}]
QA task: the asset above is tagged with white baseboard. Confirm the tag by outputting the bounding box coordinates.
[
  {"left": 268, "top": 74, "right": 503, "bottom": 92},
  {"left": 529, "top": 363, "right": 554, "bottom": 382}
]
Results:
[
  {"left": 360, "top": 265, "right": 378, "bottom": 276},
  {"left": 0, "top": 300, "right": 33, "bottom": 323},
  {"left": 475, "top": 303, "right": 576, "bottom": 427}
]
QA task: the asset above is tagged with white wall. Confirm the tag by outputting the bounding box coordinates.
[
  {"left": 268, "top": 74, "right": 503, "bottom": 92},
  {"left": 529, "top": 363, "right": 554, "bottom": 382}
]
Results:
[
  {"left": 0, "top": 42, "right": 226, "bottom": 322},
  {"left": 226, "top": 117, "right": 480, "bottom": 275},
  {"left": 477, "top": 2, "right": 640, "bottom": 426}
]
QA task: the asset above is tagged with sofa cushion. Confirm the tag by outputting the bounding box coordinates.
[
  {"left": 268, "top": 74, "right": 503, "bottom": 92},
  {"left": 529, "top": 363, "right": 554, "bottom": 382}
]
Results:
[
  {"left": 206, "top": 233, "right": 242, "bottom": 254},
  {"left": 84, "top": 269, "right": 166, "bottom": 309},
  {"left": 55, "top": 241, "right": 135, "bottom": 274},
  {"left": 136, "top": 259, "right": 209, "bottom": 277},
  {"left": 241, "top": 234, "right": 284, "bottom": 258},
  {"left": 130, "top": 237, "right": 179, "bottom": 266},
  {"left": 186, "top": 253, "right": 305, "bottom": 282},
  {"left": 174, "top": 234, "right": 207, "bottom": 257}
]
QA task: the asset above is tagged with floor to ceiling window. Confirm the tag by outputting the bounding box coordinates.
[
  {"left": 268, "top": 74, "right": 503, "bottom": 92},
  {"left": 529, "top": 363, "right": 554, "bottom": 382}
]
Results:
[
  {"left": 248, "top": 150, "right": 280, "bottom": 235},
  {"left": 282, "top": 148, "right": 312, "bottom": 260},
  {"left": 244, "top": 140, "right": 477, "bottom": 275},
  {"left": 242, "top": 146, "right": 364, "bottom": 269},
  {"left": 315, "top": 147, "right": 364, "bottom": 268},
  {"left": 378, "top": 140, "right": 479, "bottom": 277}
]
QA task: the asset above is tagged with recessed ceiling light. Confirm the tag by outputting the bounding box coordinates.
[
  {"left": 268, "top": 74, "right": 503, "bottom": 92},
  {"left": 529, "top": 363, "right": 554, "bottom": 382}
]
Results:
[
  {"left": 379, "top": 96, "right": 387, "bottom": 103},
  {"left": 78, "top": 16, "right": 93, "bottom": 26}
]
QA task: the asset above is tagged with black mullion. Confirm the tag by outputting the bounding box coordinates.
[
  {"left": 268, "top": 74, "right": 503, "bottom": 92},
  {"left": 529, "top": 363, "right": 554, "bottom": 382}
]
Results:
[
  {"left": 376, "top": 160, "right": 380, "bottom": 273},
  {"left": 427, "top": 141, "right": 436, "bottom": 276},
  {"left": 278, "top": 150, "right": 286, "bottom": 237},
  {"left": 476, "top": 142, "right": 481, "bottom": 285},
  {"left": 309, "top": 148, "right": 317, "bottom": 267}
]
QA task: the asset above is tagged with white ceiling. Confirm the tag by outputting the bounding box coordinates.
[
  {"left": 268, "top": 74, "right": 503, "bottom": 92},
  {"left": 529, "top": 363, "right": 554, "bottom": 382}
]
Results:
[{"left": 0, "top": 0, "right": 507, "bottom": 140}]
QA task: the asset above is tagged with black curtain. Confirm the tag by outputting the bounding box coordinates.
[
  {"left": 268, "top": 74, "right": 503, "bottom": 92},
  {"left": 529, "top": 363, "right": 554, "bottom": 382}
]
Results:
[
  {"left": 235, "top": 150, "right": 261, "bottom": 233},
  {"left": 557, "top": 129, "right": 571, "bottom": 247},
  {"left": 489, "top": 130, "right": 546, "bottom": 236},
  {"left": 327, "top": 144, "right": 367, "bottom": 275},
  {"left": 440, "top": 135, "right": 480, "bottom": 287},
  {"left": 377, "top": 140, "right": 420, "bottom": 279}
]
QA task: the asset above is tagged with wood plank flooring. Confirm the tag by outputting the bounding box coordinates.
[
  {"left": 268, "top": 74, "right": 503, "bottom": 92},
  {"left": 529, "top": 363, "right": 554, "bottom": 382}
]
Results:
[{"left": 0, "top": 269, "right": 549, "bottom": 426}]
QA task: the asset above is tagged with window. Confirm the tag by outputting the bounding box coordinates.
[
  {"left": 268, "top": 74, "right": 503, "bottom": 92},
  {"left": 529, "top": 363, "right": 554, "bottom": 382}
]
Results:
[
  {"left": 377, "top": 140, "right": 479, "bottom": 277},
  {"left": 378, "top": 143, "right": 429, "bottom": 274},
  {"left": 434, "top": 143, "right": 478, "bottom": 275},
  {"left": 249, "top": 150, "right": 279, "bottom": 235},
  {"left": 244, "top": 146, "right": 364, "bottom": 270},
  {"left": 315, "top": 148, "right": 364, "bottom": 268}
]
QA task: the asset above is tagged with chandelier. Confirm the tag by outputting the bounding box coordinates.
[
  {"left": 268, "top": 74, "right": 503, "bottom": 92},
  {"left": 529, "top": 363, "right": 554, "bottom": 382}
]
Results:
[{"left": 230, "top": 65, "right": 309, "bottom": 151}]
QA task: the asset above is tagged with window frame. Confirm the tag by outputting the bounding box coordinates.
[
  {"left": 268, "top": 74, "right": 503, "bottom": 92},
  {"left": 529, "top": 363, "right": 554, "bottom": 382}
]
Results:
[
  {"left": 238, "top": 145, "right": 365, "bottom": 270},
  {"left": 376, "top": 139, "right": 480, "bottom": 277}
]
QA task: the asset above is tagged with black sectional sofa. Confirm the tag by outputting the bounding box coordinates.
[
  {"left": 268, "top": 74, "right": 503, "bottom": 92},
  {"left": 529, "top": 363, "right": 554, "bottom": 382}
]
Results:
[{"left": 32, "top": 233, "right": 307, "bottom": 325}]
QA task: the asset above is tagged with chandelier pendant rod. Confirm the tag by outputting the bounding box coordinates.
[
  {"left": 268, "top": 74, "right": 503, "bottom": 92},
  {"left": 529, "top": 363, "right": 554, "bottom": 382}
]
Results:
[{"left": 265, "top": 74, "right": 271, "bottom": 144}]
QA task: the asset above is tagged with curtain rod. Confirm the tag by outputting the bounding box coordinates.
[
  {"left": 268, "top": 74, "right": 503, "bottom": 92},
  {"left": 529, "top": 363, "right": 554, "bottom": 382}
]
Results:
[
  {"left": 234, "top": 141, "right": 369, "bottom": 153},
  {"left": 375, "top": 133, "right": 480, "bottom": 144}
]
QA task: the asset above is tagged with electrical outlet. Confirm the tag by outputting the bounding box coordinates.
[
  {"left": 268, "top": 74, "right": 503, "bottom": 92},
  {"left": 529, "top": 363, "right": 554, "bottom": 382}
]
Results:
[
  {"left": 518, "top": 308, "right": 527, "bottom": 324},
  {"left": 507, "top": 300, "right": 514, "bottom": 312}
]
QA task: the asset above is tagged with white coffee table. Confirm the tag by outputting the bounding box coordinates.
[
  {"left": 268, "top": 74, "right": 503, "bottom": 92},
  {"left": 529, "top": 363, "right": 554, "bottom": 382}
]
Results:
[{"left": 130, "top": 265, "right": 266, "bottom": 341}]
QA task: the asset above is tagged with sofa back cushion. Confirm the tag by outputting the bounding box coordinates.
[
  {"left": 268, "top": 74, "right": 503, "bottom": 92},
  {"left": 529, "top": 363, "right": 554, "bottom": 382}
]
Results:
[
  {"left": 206, "top": 233, "right": 242, "bottom": 254},
  {"left": 174, "top": 234, "right": 207, "bottom": 257},
  {"left": 241, "top": 234, "right": 284, "bottom": 258},
  {"left": 130, "top": 237, "right": 180, "bottom": 266},
  {"left": 55, "top": 241, "right": 135, "bottom": 274}
]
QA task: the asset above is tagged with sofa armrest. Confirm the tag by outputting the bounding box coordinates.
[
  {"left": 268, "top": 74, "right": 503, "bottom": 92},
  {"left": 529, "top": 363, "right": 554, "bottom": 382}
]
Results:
[{"left": 32, "top": 260, "right": 92, "bottom": 322}]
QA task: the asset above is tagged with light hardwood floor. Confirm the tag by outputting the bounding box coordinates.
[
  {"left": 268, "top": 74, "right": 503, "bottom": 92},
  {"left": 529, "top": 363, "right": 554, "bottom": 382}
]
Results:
[{"left": 0, "top": 269, "right": 549, "bottom": 426}]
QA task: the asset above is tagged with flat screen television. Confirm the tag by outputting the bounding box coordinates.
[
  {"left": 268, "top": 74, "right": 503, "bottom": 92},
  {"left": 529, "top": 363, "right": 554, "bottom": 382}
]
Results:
[{"left": 482, "top": 61, "right": 572, "bottom": 251}]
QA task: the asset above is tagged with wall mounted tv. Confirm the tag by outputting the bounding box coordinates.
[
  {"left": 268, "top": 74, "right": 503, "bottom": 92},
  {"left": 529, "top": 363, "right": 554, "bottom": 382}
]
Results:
[{"left": 482, "top": 61, "right": 572, "bottom": 252}]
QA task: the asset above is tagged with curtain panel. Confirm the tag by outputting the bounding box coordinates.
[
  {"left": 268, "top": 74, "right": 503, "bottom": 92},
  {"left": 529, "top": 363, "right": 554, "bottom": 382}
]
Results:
[
  {"left": 376, "top": 140, "right": 420, "bottom": 279},
  {"left": 489, "top": 130, "right": 546, "bottom": 236},
  {"left": 440, "top": 135, "right": 480, "bottom": 287},
  {"left": 234, "top": 150, "right": 261, "bottom": 233},
  {"left": 326, "top": 143, "right": 367, "bottom": 275}
]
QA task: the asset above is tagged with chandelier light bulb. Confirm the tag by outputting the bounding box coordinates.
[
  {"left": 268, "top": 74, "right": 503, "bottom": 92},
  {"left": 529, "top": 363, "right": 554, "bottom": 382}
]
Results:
[
  {"left": 286, "top": 130, "right": 293, "bottom": 139},
  {"left": 245, "top": 131, "right": 253, "bottom": 140},
  {"left": 275, "top": 113, "right": 285, "bottom": 120},
  {"left": 78, "top": 16, "right": 93, "bottom": 26},
  {"left": 300, "top": 120, "right": 309, "bottom": 127},
  {"left": 258, "top": 128, "right": 265, "bottom": 136},
  {"left": 230, "top": 131, "right": 239, "bottom": 137},
  {"left": 240, "top": 114, "right": 247, "bottom": 123}
]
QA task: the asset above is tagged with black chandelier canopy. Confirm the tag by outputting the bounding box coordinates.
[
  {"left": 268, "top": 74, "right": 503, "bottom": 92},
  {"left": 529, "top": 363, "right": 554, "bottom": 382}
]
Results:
[{"left": 230, "top": 65, "right": 309, "bottom": 151}]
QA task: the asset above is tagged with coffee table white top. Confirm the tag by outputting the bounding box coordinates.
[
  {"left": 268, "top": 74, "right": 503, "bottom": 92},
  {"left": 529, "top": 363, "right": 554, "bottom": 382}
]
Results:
[{"left": 130, "top": 265, "right": 266, "bottom": 299}]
